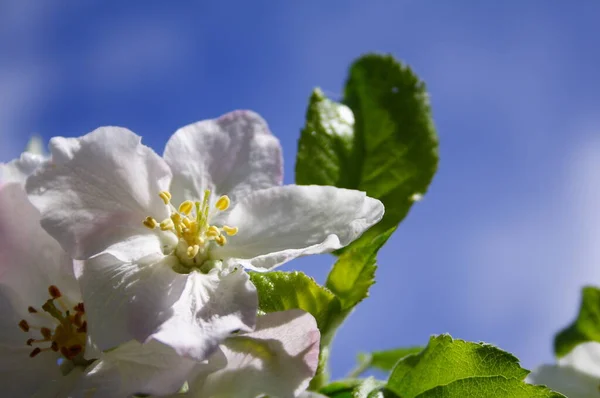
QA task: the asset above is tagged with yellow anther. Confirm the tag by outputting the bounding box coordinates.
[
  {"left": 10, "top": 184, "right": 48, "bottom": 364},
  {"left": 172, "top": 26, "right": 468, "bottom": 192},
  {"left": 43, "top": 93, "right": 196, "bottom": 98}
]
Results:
[
  {"left": 215, "top": 195, "right": 231, "bottom": 211},
  {"left": 158, "top": 191, "right": 172, "bottom": 205},
  {"left": 207, "top": 225, "right": 220, "bottom": 238},
  {"left": 143, "top": 217, "right": 157, "bottom": 229},
  {"left": 171, "top": 213, "right": 181, "bottom": 225},
  {"left": 186, "top": 245, "right": 200, "bottom": 258},
  {"left": 182, "top": 217, "right": 192, "bottom": 229},
  {"left": 215, "top": 235, "right": 227, "bottom": 246},
  {"left": 222, "top": 225, "right": 238, "bottom": 236},
  {"left": 196, "top": 236, "right": 206, "bottom": 246},
  {"left": 179, "top": 201, "right": 194, "bottom": 215},
  {"left": 160, "top": 218, "right": 174, "bottom": 231}
]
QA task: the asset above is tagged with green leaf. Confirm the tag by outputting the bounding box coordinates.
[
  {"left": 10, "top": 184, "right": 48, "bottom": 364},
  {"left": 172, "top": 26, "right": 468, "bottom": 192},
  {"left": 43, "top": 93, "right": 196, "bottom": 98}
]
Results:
[
  {"left": 296, "top": 54, "right": 439, "bottom": 246},
  {"left": 355, "top": 346, "right": 425, "bottom": 375},
  {"left": 249, "top": 271, "right": 341, "bottom": 333},
  {"left": 414, "top": 376, "right": 565, "bottom": 398},
  {"left": 554, "top": 286, "right": 600, "bottom": 358},
  {"left": 387, "top": 334, "right": 536, "bottom": 398},
  {"left": 296, "top": 88, "right": 355, "bottom": 189},
  {"left": 320, "top": 379, "right": 363, "bottom": 398},
  {"left": 326, "top": 228, "right": 395, "bottom": 309}
]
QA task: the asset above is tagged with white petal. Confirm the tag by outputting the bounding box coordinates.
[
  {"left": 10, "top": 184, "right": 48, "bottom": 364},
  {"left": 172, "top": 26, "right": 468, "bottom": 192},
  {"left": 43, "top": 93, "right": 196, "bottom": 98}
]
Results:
[
  {"left": 26, "top": 127, "right": 172, "bottom": 259},
  {"left": 0, "top": 184, "right": 80, "bottom": 316},
  {"left": 80, "top": 339, "right": 196, "bottom": 397},
  {"left": 559, "top": 341, "right": 600, "bottom": 377},
  {"left": 528, "top": 363, "right": 600, "bottom": 398},
  {"left": 33, "top": 367, "right": 84, "bottom": 398},
  {"left": 0, "top": 344, "right": 63, "bottom": 398},
  {"left": 186, "top": 310, "right": 320, "bottom": 398},
  {"left": 0, "top": 152, "right": 46, "bottom": 185},
  {"left": 164, "top": 110, "right": 283, "bottom": 204},
  {"left": 79, "top": 251, "right": 187, "bottom": 351},
  {"left": 152, "top": 268, "right": 257, "bottom": 361},
  {"left": 213, "top": 185, "right": 384, "bottom": 269}
]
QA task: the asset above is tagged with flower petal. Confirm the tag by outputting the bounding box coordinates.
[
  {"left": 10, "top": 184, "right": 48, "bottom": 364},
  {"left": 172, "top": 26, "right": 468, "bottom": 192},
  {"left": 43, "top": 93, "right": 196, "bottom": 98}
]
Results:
[
  {"left": 527, "top": 364, "right": 600, "bottom": 398},
  {"left": 152, "top": 268, "right": 257, "bottom": 361},
  {"left": 32, "top": 367, "right": 84, "bottom": 398},
  {"left": 0, "top": 344, "right": 62, "bottom": 398},
  {"left": 79, "top": 339, "right": 196, "bottom": 397},
  {"left": 0, "top": 184, "right": 80, "bottom": 312},
  {"left": 0, "top": 152, "right": 46, "bottom": 186},
  {"left": 186, "top": 310, "right": 320, "bottom": 398},
  {"left": 558, "top": 341, "right": 600, "bottom": 377},
  {"left": 527, "top": 343, "right": 600, "bottom": 397},
  {"left": 79, "top": 251, "right": 187, "bottom": 351},
  {"left": 213, "top": 185, "right": 384, "bottom": 269},
  {"left": 26, "top": 127, "right": 172, "bottom": 259},
  {"left": 164, "top": 110, "right": 283, "bottom": 204}
]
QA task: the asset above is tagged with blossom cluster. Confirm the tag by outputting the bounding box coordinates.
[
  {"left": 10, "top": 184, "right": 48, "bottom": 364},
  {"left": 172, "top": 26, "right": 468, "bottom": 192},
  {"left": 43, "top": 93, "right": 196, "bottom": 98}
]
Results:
[{"left": 0, "top": 111, "right": 384, "bottom": 398}]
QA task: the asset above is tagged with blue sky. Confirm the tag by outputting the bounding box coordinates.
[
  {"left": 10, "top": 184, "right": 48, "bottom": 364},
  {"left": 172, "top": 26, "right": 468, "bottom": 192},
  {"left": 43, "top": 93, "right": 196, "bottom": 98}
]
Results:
[{"left": 2, "top": 1, "right": 600, "bottom": 379}]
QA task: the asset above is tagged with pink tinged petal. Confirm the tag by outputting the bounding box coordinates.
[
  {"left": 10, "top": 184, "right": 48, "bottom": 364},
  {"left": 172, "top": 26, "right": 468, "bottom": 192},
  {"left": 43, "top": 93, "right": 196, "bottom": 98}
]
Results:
[
  {"left": 212, "top": 185, "right": 385, "bottom": 270},
  {"left": 79, "top": 339, "right": 196, "bottom": 398},
  {"left": 0, "top": 152, "right": 46, "bottom": 186},
  {"left": 187, "top": 310, "right": 320, "bottom": 398},
  {"left": 0, "top": 184, "right": 80, "bottom": 311},
  {"left": 79, "top": 251, "right": 187, "bottom": 351},
  {"left": 152, "top": 268, "right": 258, "bottom": 361},
  {"left": 26, "top": 127, "right": 173, "bottom": 260},
  {"left": 164, "top": 110, "right": 283, "bottom": 204}
]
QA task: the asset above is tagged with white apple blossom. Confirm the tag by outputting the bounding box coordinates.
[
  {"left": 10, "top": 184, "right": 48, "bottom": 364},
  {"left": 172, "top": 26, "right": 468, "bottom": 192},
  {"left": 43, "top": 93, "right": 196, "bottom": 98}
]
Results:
[
  {"left": 26, "top": 110, "right": 384, "bottom": 360},
  {"left": 528, "top": 342, "right": 600, "bottom": 398},
  {"left": 0, "top": 160, "right": 196, "bottom": 397},
  {"left": 159, "top": 309, "right": 320, "bottom": 398}
]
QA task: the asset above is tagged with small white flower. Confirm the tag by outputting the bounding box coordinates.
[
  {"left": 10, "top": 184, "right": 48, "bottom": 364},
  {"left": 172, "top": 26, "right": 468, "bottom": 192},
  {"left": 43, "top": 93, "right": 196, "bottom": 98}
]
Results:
[
  {"left": 0, "top": 161, "right": 195, "bottom": 398},
  {"left": 162, "top": 310, "right": 320, "bottom": 398},
  {"left": 26, "top": 111, "right": 384, "bottom": 360},
  {"left": 528, "top": 342, "right": 600, "bottom": 398}
]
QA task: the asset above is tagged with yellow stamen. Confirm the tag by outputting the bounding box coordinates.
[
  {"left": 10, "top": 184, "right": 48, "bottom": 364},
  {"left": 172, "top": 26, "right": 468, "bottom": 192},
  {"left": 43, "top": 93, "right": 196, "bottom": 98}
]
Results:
[
  {"left": 160, "top": 218, "right": 175, "bottom": 231},
  {"left": 182, "top": 217, "right": 192, "bottom": 229},
  {"left": 186, "top": 245, "right": 200, "bottom": 258},
  {"left": 215, "top": 235, "right": 227, "bottom": 246},
  {"left": 207, "top": 225, "right": 220, "bottom": 238},
  {"left": 179, "top": 200, "right": 194, "bottom": 215},
  {"left": 215, "top": 195, "right": 230, "bottom": 211},
  {"left": 222, "top": 225, "right": 238, "bottom": 236},
  {"left": 143, "top": 217, "right": 157, "bottom": 229},
  {"left": 171, "top": 212, "right": 181, "bottom": 225},
  {"left": 158, "top": 191, "right": 172, "bottom": 205}
]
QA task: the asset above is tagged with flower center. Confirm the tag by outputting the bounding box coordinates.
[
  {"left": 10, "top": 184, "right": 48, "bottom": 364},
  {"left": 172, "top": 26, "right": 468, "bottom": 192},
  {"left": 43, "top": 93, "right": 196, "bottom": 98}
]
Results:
[
  {"left": 18, "top": 285, "right": 87, "bottom": 363},
  {"left": 143, "top": 190, "right": 238, "bottom": 271}
]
